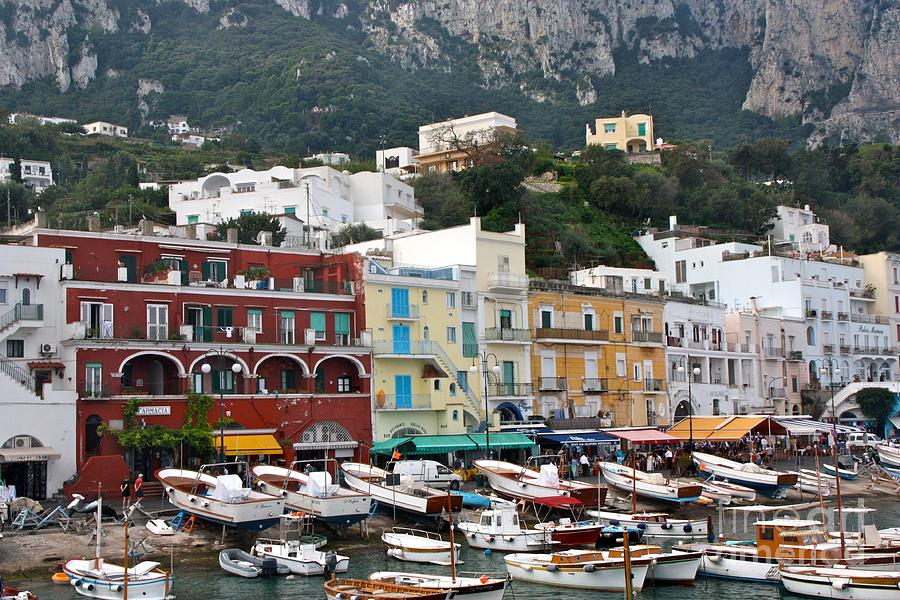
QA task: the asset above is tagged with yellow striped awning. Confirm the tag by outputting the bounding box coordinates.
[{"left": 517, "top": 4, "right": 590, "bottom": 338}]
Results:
[{"left": 214, "top": 434, "right": 283, "bottom": 456}]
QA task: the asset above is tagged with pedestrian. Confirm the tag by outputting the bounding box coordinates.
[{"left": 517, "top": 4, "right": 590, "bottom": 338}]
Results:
[
  {"left": 133, "top": 473, "right": 144, "bottom": 507},
  {"left": 571, "top": 455, "right": 580, "bottom": 479},
  {"left": 579, "top": 452, "right": 589, "bottom": 474},
  {"left": 664, "top": 447, "right": 674, "bottom": 471},
  {"left": 120, "top": 477, "right": 132, "bottom": 512}
]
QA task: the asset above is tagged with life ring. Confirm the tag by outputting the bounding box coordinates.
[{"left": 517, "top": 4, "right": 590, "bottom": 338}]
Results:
[{"left": 480, "top": 575, "right": 489, "bottom": 583}]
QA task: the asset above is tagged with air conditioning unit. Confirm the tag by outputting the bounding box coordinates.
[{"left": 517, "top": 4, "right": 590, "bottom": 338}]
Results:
[
  {"left": 60, "top": 263, "right": 74, "bottom": 280},
  {"left": 13, "top": 435, "right": 33, "bottom": 448},
  {"left": 292, "top": 277, "right": 304, "bottom": 292},
  {"left": 305, "top": 328, "right": 316, "bottom": 345},
  {"left": 739, "top": 405, "right": 749, "bottom": 414},
  {"left": 242, "top": 328, "right": 257, "bottom": 344},
  {"left": 40, "top": 343, "right": 56, "bottom": 354}
]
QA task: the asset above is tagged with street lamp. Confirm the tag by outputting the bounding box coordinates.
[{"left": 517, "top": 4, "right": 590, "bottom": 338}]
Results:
[
  {"left": 469, "top": 353, "right": 501, "bottom": 458},
  {"left": 820, "top": 360, "right": 846, "bottom": 557},
  {"left": 201, "top": 351, "right": 243, "bottom": 462},
  {"left": 676, "top": 357, "right": 702, "bottom": 456}
]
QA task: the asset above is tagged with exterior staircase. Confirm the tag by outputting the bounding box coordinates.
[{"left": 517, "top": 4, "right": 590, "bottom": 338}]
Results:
[
  {"left": 429, "top": 340, "right": 484, "bottom": 421},
  {"left": 0, "top": 353, "right": 36, "bottom": 392}
]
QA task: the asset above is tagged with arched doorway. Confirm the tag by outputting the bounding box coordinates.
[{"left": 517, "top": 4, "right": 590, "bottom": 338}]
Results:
[
  {"left": 674, "top": 400, "right": 691, "bottom": 420},
  {"left": 21, "top": 288, "right": 30, "bottom": 305},
  {"left": 1, "top": 435, "right": 50, "bottom": 499},
  {"left": 392, "top": 426, "right": 425, "bottom": 438},
  {"left": 148, "top": 359, "right": 165, "bottom": 395},
  {"left": 496, "top": 402, "right": 524, "bottom": 423},
  {"left": 295, "top": 420, "right": 357, "bottom": 465}
]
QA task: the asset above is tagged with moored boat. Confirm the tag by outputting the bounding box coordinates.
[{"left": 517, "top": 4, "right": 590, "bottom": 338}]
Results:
[
  {"left": 701, "top": 480, "right": 757, "bottom": 502},
  {"left": 218, "top": 548, "right": 288, "bottom": 578},
  {"left": 156, "top": 463, "right": 284, "bottom": 531},
  {"left": 588, "top": 509, "right": 710, "bottom": 538},
  {"left": 691, "top": 452, "right": 797, "bottom": 497},
  {"left": 63, "top": 559, "right": 173, "bottom": 600},
  {"left": 822, "top": 462, "right": 858, "bottom": 480},
  {"left": 253, "top": 514, "right": 346, "bottom": 575},
  {"left": 473, "top": 459, "right": 603, "bottom": 505},
  {"left": 340, "top": 463, "right": 462, "bottom": 517},
  {"left": 504, "top": 549, "right": 651, "bottom": 591},
  {"left": 600, "top": 462, "right": 702, "bottom": 504},
  {"left": 455, "top": 508, "right": 554, "bottom": 552},
  {"left": 324, "top": 579, "right": 450, "bottom": 600},
  {"left": 369, "top": 573, "right": 508, "bottom": 600},
  {"left": 877, "top": 444, "right": 900, "bottom": 468},
  {"left": 534, "top": 520, "right": 605, "bottom": 547},
  {"left": 382, "top": 528, "right": 461, "bottom": 565},
  {"left": 252, "top": 463, "right": 371, "bottom": 526},
  {"left": 780, "top": 565, "right": 900, "bottom": 600},
  {"left": 607, "top": 545, "right": 701, "bottom": 585}
]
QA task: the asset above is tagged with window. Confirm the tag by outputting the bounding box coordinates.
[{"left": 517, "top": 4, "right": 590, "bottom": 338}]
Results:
[
  {"left": 462, "top": 322, "right": 477, "bottom": 357},
  {"left": 895, "top": 295, "right": 899, "bottom": 314},
  {"left": 341, "top": 215, "right": 348, "bottom": 224},
  {"left": 446, "top": 292, "right": 456, "bottom": 308},
  {"left": 390, "top": 288, "right": 410, "bottom": 318},
  {"left": 80, "top": 301, "right": 114, "bottom": 339},
  {"left": 498, "top": 255, "right": 510, "bottom": 273},
  {"left": 247, "top": 309, "right": 263, "bottom": 333},
  {"left": 632, "top": 363, "right": 642, "bottom": 382},
  {"left": 644, "top": 277, "right": 652, "bottom": 290},
  {"left": 279, "top": 310, "right": 295, "bottom": 344},
  {"left": 806, "top": 326, "right": 816, "bottom": 346},
  {"left": 675, "top": 260, "right": 687, "bottom": 284},
  {"left": 213, "top": 369, "right": 235, "bottom": 393},
  {"left": 447, "top": 327, "right": 457, "bottom": 343},
  {"left": 147, "top": 304, "right": 169, "bottom": 341},
  {"left": 118, "top": 254, "right": 137, "bottom": 283},
  {"left": 0, "top": 283, "right": 6, "bottom": 304},
  {"left": 604, "top": 143, "right": 617, "bottom": 150},
  {"left": 791, "top": 376, "right": 799, "bottom": 393},
  {"left": 239, "top": 209, "right": 253, "bottom": 217},
  {"left": 85, "top": 363, "right": 103, "bottom": 396},
  {"left": 187, "top": 215, "right": 199, "bottom": 224},
  {"left": 603, "top": 123, "right": 616, "bottom": 134},
  {"left": 284, "top": 206, "right": 296, "bottom": 215},
  {"left": 192, "top": 372, "right": 204, "bottom": 393},
  {"left": 616, "top": 353, "right": 626, "bottom": 377},
  {"left": 540, "top": 307, "right": 553, "bottom": 329},
  {"left": 637, "top": 122, "right": 646, "bottom": 136},
  {"left": 6, "top": 339, "right": 23, "bottom": 357},
  {"left": 337, "top": 375, "right": 352, "bottom": 393},
  {"left": 280, "top": 369, "right": 296, "bottom": 391},
  {"left": 322, "top": 208, "right": 329, "bottom": 217},
  {"left": 334, "top": 313, "right": 351, "bottom": 345},
  {"left": 461, "top": 291, "right": 474, "bottom": 307},
  {"left": 449, "top": 384, "right": 457, "bottom": 397},
  {"left": 204, "top": 260, "right": 227, "bottom": 283},
  {"left": 310, "top": 311, "right": 326, "bottom": 341},
  {"left": 613, "top": 312, "right": 623, "bottom": 334},
  {"left": 759, "top": 527, "right": 775, "bottom": 541},
  {"left": 422, "top": 290, "right": 428, "bottom": 305},
  {"left": 583, "top": 312, "right": 594, "bottom": 331},
  {"left": 499, "top": 309, "right": 512, "bottom": 329},
  {"left": 216, "top": 307, "right": 233, "bottom": 329}
]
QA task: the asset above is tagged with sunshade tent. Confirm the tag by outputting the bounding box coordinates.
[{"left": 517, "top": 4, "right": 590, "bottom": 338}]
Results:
[
  {"left": 537, "top": 431, "right": 617, "bottom": 445},
  {"left": 667, "top": 416, "right": 786, "bottom": 442},
  {"left": 214, "top": 433, "right": 282, "bottom": 456},
  {"left": 775, "top": 418, "right": 864, "bottom": 435},
  {"left": 371, "top": 437, "right": 410, "bottom": 455},
  {"left": 602, "top": 427, "right": 680, "bottom": 445},
  {"left": 467, "top": 432, "right": 536, "bottom": 450}
]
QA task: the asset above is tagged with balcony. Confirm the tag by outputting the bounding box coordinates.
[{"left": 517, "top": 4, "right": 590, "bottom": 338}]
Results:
[
  {"left": 850, "top": 289, "right": 875, "bottom": 299},
  {"left": 821, "top": 311, "right": 833, "bottom": 320},
  {"left": 487, "top": 272, "right": 529, "bottom": 291},
  {"left": 532, "top": 328, "right": 609, "bottom": 342},
  {"left": 484, "top": 327, "right": 531, "bottom": 342},
  {"left": 631, "top": 331, "right": 663, "bottom": 344},
  {"left": 582, "top": 378, "right": 608, "bottom": 393},
  {"left": 764, "top": 346, "right": 785, "bottom": 358},
  {"left": 823, "top": 344, "right": 834, "bottom": 354},
  {"left": 840, "top": 345, "right": 850, "bottom": 354},
  {"left": 666, "top": 336, "right": 684, "bottom": 347},
  {"left": 386, "top": 304, "right": 420, "bottom": 320},
  {"left": 643, "top": 378, "right": 666, "bottom": 392},
  {"left": 788, "top": 350, "right": 804, "bottom": 361},
  {"left": 769, "top": 387, "right": 787, "bottom": 398},
  {"left": 538, "top": 377, "right": 567, "bottom": 391},
  {"left": 805, "top": 309, "right": 818, "bottom": 319},
  {"left": 851, "top": 313, "right": 890, "bottom": 325},
  {"left": 0, "top": 303, "right": 43, "bottom": 331},
  {"left": 488, "top": 382, "right": 532, "bottom": 397},
  {"left": 375, "top": 394, "right": 432, "bottom": 410},
  {"left": 837, "top": 312, "right": 850, "bottom": 321}
]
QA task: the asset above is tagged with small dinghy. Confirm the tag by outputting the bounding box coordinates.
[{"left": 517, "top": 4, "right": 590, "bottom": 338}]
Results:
[
  {"left": 702, "top": 480, "right": 757, "bottom": 502},
  {"left": 146, "top": 520, "right": 174, "bottom": 536},
  {"left": 821, "top": 462, "right": 858, "bottom": 480},
  {"left": 450, "top": 490, "right": 492, "bottom": 509},
  {"left": 324, "top": 579, "right": 450, "bottom": 600},
  {"left": 382, "top": 528, "right": 461, "bottom": 565},
  {"left": 219, "top": 548, "right": 288, "bottom": 578}
]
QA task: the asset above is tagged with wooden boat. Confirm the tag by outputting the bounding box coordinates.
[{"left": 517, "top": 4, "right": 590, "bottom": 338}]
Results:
[
  {"left": 218, "top": 548, "right": 288, "bottom": 578},
  {"left": 504, "top": 549, "right": 651, "bottom": 591},
  {"left": 600, "top": 462, "right": 702, "bottom": 504},
  {"left": 369, "top": 573, "right": 508, "bottom": 600},
  {"left": 533, "top": 520, "right": 605, "bottom": 547},
  {"left": 156, "top": 463, "right": 284, "bottom": 531},
  {"left": 701, "top": 480, "right": 757, "bottom": 502},
  {"left": 63, "top": 559, "right": 173, "bottom": 599},
  {"left": 382, "top": 528, "right": 461, "bottom": 565},
  {"left": 822, "top": 462, "right": 858, "bottom": 480},
  {"left": 473, "top": 459, "right": 603, "bottom": 505},
  {"left": 692, "top": 452, "right": 797, "bottom": 497},
  {"left": 780, "top": 566, "right": 900, "bottom": 600},
  {"left": 877, "top": 444, "right": 900, "bottom": 468},
  {"left": 2, "top": 587, "right": 38, "bottom": 600},
  {"left": 252, "top": 463, "right": 372, "bottom": 526},
  {"left": 799, "top": 469, "right": 837, "bottom": 482},
  {"left": 455, "top": 508, "right": 554, "bottom": 552},
  {"left": 340, "top": 463, "right": 461, "bottom": 517},
  {"left": 324, "top": 579, "right": 450, "bottom": 600},
  {"left": 588, "top": 509, "right": 710, "bottom": 538},
  {"left": 607, "top": 545, "right": 701, "bottom": 585}
]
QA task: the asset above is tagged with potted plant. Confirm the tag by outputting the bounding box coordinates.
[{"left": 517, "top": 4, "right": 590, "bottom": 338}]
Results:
[{"left": 241, "top": 265, "right": 271, "bottom": 290}]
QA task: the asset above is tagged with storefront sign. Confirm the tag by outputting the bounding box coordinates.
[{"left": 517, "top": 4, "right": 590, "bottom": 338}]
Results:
[{"left": 136, "top": 406, "right": 171, "bottom": 416}]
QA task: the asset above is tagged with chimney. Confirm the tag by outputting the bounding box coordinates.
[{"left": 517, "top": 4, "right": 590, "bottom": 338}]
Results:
[
  {"left": 139, "top": 219, "right": 154, "bottom": 236},
  {"left": 669, "top": 215, "right": 677, "bottom": 230},
  {"left": 34, "top": 209, "right": 48, "bottom": 229},
  {"left": 257, "top": 230, "right": 273, "bottom": 246},
  {"left": 87, "top": 214, "right": 101, "bottom": 232},
  {"left": 749, "top": 296, "right": 760, "bottom": 316},
  {"left": 226, "top": 227, "right": 239, "bottom": 244}
]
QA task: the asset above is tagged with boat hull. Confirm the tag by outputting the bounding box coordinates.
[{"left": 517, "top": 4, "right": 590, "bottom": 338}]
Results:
[
  {"left": 781, "top": 568, "right": 900, "bottom": 600},
  {"left": 340, "top": 463, "right": 460, "bottom": 517},
  {"left": 63, "top": 560, "right": 172, "bottom": 600},
  {"left": 691, "top": 548, "right": 900, "bottom": 582},
  {"left": 369, "top": 573, "right": 508, "bottom": 600},
  {"left": 822, "top": 464, "right": 858, "bottom": 481},
  {"left": 256, "top": 480, "right": 371, "bottom": 526},
  {"left": 504, "top": 555, "right": 650, "bottom": 591},
  {"left": 877, "top": 445, "right": 900, "bottom": 469},
  {"left": 542, "top": 523, "right": 604, "bottom": 547},
  {"left": 473, "top": 460, "right": 601, "bottom": 505},
  {"left": 692, "top": 453, "right": 796, "bottom": 498},
  {"left": 455, "top": 522, "right": 553, "bottom": 552},
  {"left": 253, "top": 546, "right": 349, "bottom": 576},
  {"left": 648, "top": 552, "right": 702, "bottom": 585},
  {"left": 382, "top": 533, "right": 460, "bottom": 565},
  {"left": 588, "top": 510, "right": 710, "bottom": 538}
]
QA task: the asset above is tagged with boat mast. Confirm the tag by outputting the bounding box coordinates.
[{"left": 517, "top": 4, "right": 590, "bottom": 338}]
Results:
[
  {"left": 95, "top": 483, "right": 102, "bottom": 568},
  {"left": 832, "top": 431, "right": 846, "bottom": 557},
  {"left": 123, "top": 519, "right": 129, "bottom": 600},
  {"left": 630, "top": 445, "right": 637, "bottom": 515},
  {"left": 446, "top": 491, "right": 457, "bottom": 582},
  {"left": 813, "top": 447, "right": 826, "bottom": 521},
  {"left": 622, "top": 517, "right": 634, "bottom": 600}
]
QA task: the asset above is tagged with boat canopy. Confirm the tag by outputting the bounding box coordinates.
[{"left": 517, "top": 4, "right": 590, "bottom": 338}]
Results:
[
  {"left": 667, "top": 416, "right": 787, "bottom": 441},
  {"left": 537, "top": 431, "right": 617, "bottom": 446}
]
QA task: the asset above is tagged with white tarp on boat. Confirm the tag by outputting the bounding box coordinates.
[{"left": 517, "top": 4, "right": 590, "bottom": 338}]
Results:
[
  {"left": 213, "top": 474, "right": 251, "bottom": 502},
  {"left": 536, "top": 464, "right": 560, "bottom": 489},
  {"left": 307, "top": 472, "right": 340, "bottom": 498}
]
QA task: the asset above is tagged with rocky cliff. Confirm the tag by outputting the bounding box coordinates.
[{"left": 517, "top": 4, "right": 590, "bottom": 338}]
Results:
[{"left": 0, "top": 0, "right": 896, "bottom": 144}]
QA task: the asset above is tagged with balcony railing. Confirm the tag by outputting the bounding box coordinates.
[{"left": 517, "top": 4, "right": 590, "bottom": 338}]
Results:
[
  {"left": 538, "top": 377, "right": 567, "bottom": 391},
  {"left": 643, "top": 378, "right": 666, "bottom": 391},
  {"left": 631, "top": 331, "right": 663, "bottom": 343},
  {"left": 376, "top": 394, "right": 432, "bottom": 410},
  {"left": 485, "top": 327, "right": 531, "bottom": 342},
  {"left": 487, "top": 272, "right": 529, "bottom": 290},
  {"left": 769, "top": 387, "right": 787, "bottom": 398},
  {"left": 0, "top": 303, "right": 43, "bottom": 331},
  {"left": 532, "top": 327, "right": 609, "bottom": 342},
  {"left": 840, "top": 345, "right": 850, "bottom": 354},
  {"left": 488, "top": 382, "right": 532, "bottom": 397},
  {"left": 823, "top": 344, "right": 834, "bottom": 354},
  {"left": 386, "top": 304, "right": 420, "bottom": 320},
  {"left": 821, "top": 311, "right": 833, "bottom": 320},
  {"left": 788, "top": 350, "right": 804, "bottom": 361},
  {"left": 764, "top": 346, "right": 784, "bottom": 358},
  {"left": 837, "top": 312, "right": 850, "bottom": 321},
  {"left": 805, "top": 309, "right": 818, "bottom": 318},
  {"left": 582, "top": 378, "right": 608, "bottom": 393},
  {"left": 666, "top": 336, "right": 684, "bottom": 347},
  {"left": 0, "top": 355, "right": 36, "bottom": 392},
  {"left": 851, "top": 313, "right": 890, "bottom": 325}
]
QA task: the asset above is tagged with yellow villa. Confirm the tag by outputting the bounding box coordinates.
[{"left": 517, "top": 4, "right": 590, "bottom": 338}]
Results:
[
  {"left": 585, "top": 112, "right": 655, "bottom": 153},
  {"left": 529, "top": 281, "right": 668, "bottom": 427}
]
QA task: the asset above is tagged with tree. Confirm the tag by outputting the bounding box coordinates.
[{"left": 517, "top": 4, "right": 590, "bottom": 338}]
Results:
[
  {"left": 331, "top": 223, "right": 382, "bottom": 247},
  {"left": 855, "top": 387, "right": 897, "bottom": 425},
  {"left": 413, "top": 173, "right": 472, "bottom": 230},
  {"left": 126, "top": 161, "right": 140, "bottom": 188},
  {"left": 10, "top": 156, "right": 22, "bottom": 184},
  {"left": 213, "top": 212, "right": 287, "bottom": 246}
]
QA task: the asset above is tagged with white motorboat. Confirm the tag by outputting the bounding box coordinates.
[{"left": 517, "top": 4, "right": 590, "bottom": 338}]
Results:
[
  {"left": 699, "top": 482, "right": 733, "bottom": 504},
  {"left": 473, "top": 459, "right": 603, "bottom": 505},
  {"left": 340, "top": 463, "right": 462, "bottom": 517},
  {"left": 382, "top": 528, "right": 461, "bottom": 565},
  {"left": 504, "top": 549, "right": 651, "bottom": 591},
  {"left": 797, "top": 474, "right": 831, "bottom": 496},
  {"left": 607, "top": 545, "right": 702, "bottom": 584},
  {"left": 455, "top": 508, "right": 554, "bottom": 552},
  {"left": 325, "top": 579, "right": 451, "bottom": 600},
  {"left": 369, "top": 573, "right": 508, "bottom": 600},
  {"left": 701, "top": 480, "right": 757, "bottom": 502},
  {"left": 600, "top": 462, "right": 702, "bottom": 504},
  {"left": 799, "top": 469, "right": 837, "bottom": 483},
  {"left": 878, "top": 444, "right": 900, "bottom": 468},
  {"left": 533, "top": 519, "right": 605, "bottom": 547},
  {"left": 822, "top": 462, "right": 858, "bottom": 480},
  {"left": 63, "top": 559, "right": 174, "bottom": 599},
  {"left": 588, "top": 509, "right": 710, "bottom": 538},
  {"left": 692, "top": 452, "right": 797, "bottom": 497},
  {"left": 780, "top": 566, "right": 900, "bottom": 600},
  {"left": 252, "top": 463, "right": 372, "bottom": 526},
  {"left": 156, "top": 463, "right": 284, "bottom": 531},
  {"left": 218, "top": 548, "right": 289, "bottom": 578},
  {"left": 253, "top": 514, "right": 347, "bottom": 575}
]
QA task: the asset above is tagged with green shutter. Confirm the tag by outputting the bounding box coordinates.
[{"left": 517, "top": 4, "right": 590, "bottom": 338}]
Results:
[
  {"left": 334, "top": 313, "right": 350, "bottom": 335},
  {"left": 462, "top": 322, "right": 477, "bottom": 357},
  {"left": 280, "top": 310, "right": 295, "bottom": 319},
  {"left": 216, "top": 307, "right": 233, "bottom": 327},
  {"left": 202, "top": 261, "right": 211, "bottom": 280},
  {"left": 202, "top": 306, "right": 212, "bottom": 341},
  {"left": 310, "top": 312, "right": 326, "bottom": 333}
]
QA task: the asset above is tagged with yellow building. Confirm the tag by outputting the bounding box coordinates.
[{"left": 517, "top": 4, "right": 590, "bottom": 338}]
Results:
[
  {"left": 585, "top": 112, "right": 655, "bottom": 153},
  {"left": 529, "top": 281, "right": 668, "bottom": 427},
  {"left": 364, "top": 258, "right": 483, "bottom": 442}
]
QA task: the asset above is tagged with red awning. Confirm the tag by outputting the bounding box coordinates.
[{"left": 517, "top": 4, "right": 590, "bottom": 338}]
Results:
[
  {"left": 602, "top": 427, "right": 680, "bottom": 445},
  {"left": 532, "top": 496, "right": 583, "bottom": 508},
  {"left": 28, "top": 361, "right": 64, "bottom": 369}
]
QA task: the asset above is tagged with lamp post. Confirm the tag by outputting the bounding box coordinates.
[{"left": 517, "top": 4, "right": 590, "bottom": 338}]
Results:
[
  {"left": 200, "top": 349, "right": 243, "bottom": 462},
  {"left": 820, "top": 359, "right": 846, "bottom": 558},
  {"left": 676, "top": 356, "right": 702, "bottom": 457},
  {"left": 469, "top": 352, "right": 501, "bottom": 459}
]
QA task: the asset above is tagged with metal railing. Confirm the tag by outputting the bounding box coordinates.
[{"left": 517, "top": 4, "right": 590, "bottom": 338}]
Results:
[
  {"left": 487, "top": 272, "right": 529, "bottom": 289},
  {"left": 805, "top": 309, "right": 818, "bottom": 318},
  {"left": 386, "top": 304, "right": 420, "bottom": 319},
  {"left": 532, "top": 327, "right": 608, "bottom": 342},
  {"left": 631, "top": 331, "right": 663, "bottom": 343},
  {"left": 788, "top": 350, "right": 804, "bottom": 361},
  {"left": 582, "top": 378, "right": 608, "bottom": 393},
  {"left": 765, "top": 346, "right": 784, "bottom": 358},
  {"left": 823, "top": 344, "right": 834, "bottom": 354},
  {"left": 488, "top": 382, "right": 533, "bottom": 397},
  {"left": 643, "top": 378, "right": 666, "bottom": 391},
  {"left": 0, "top": 303, "right": 43, "bottom": 331},
  {"left": 0, "top": 355, "right": 35, "bottom": 391},
  {"left": 537, "top": 377, "right": 566, "bottom": 391},
  {"left": 485, "top": 327, "right": 531, "bottom": 342},
  {"left": 837, "top": 312, "right": 850, "bottom": 321},
  {"left": 821, "top": 311, "right": 833, "bottom": 320},
  {"left": 851, "top": 313, "right": 890, "bottom": 325},
  {"left": 376, "top": 394, "right": 432, "bottom": 410}
]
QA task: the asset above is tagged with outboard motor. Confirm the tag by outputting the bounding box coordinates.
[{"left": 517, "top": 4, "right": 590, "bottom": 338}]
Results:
[
  {"left": 260, "top": 557, "right": 278, "bottom": 577},
  {"left": 324, "top": 551, "right": 338, "bottom": 577}
]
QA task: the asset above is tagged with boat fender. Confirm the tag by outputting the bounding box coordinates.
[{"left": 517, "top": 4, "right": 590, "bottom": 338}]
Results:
[
  {"left": 470, "top": 534, "right": 476, "bottom": 539},
  {"left": 488, "top": 536, "right": 495, "bottom": 542},
  {"left": 336, "top": 593, "right": 346, "bottom": 599},
  {"left": 583, "top": 564, "right": 596, "bottom": 573},
  {"left": 480, "top": 576, "right": 489, "bottom": 584},
  {"left": 662, "top": 523, "right": 673, "bottom": 530},
  {"left": 484, "top": 549, "right": 492, "bottom": 557},
  {"left": 202, "top": 501, "right": 210, "bottom": 507},
  {"left": 636, "top": 522, "right": 646, "bottom": 530},
  {"left": 831, "top": 579, "right": 849, "bottom": 591},
  {"left": 189, "top": 497, "right": 197, "bottom": 503},
  {"left": 609, "top": 519, "right": 620, "bottom": 526},
  {"left": 86, "top": 584, "right": 94, "bottom": 591},
  {"left": 167, "top": 487, "right": 174, "bottom": 494},
  {"left": 281, "top": 490, "right": 288, "bottom": 497},
  {"left": 683, "top": 524, "right": 693, "bottom": 533},
  {"left": 351, "top": 596, "right": 361, "bottom": 600},
  {"left": 506, "top": 537, "right": 516, "bottom": 542},
  {"left": 546, "top": 564, "right": 558, "bottom": 572},
  {"left": 114, "top": 585, "right": 123, "bottom": 592},
  {"left": 264, "top": 547, "right": 272, "bottom": 553},
  {"left": 51, "top": 572, "right": 69, "bottom": 584},
  {"left": 71, "top": 579, "right": 81, "bottom": 587},
  {"left": 707, "top": 555, "right": 722, "bottom": 563}
]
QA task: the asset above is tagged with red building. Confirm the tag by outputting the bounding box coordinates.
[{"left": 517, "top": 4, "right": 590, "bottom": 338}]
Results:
[{"left": 31, "top": 228, "right": 372, "bottom": 493}]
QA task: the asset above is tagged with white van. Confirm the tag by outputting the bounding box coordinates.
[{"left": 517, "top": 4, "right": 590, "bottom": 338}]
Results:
[
  {"left": 389, "top": 460, "right": 463, "bottom": 490},
  {"left": 846, "top": 432, "right": 881, "bottom": 449}
]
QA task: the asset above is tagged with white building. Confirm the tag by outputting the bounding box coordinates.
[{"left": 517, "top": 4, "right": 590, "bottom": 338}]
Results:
[
  {"left": 0, "top": 157, "right": 54, "bottom": 193},
  {"left": 167, "top": 114, "right": 190, "bottom": 135},
  {"left": 0, "top": 245, "right": 77, "bottom": 499},
  {"left": 570, "top": 264, "right": 670, "bottom": 295},
  {"left": 310, "top": 152, "right": 350, "bottom": 167},
  {"left": 8, "top": 113, "right": 77, "bottom": 127},
  {"left": 637, "top": 210, "right": 894, "bottom": 390},
  {"left": 168, "top": 165, "right": 422, "bottom": 235},
  {"left": 83, "top": 121, "right": 128, "bottom": 138},
  {"left": 376, "top": 146, "right": 419, "bottom": 179},
  {"left": 172, "top": 133, "right": 209, "bottom": 148},
  {"left": 418, "top": 112, "right": 517, "bottom": 154},
  {"left": 768, "top": 204, "right": 832, "bottom": 256}
]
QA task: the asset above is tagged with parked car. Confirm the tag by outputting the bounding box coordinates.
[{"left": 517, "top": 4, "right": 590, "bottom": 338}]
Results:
[
  {"left": 389, "top": 460, "right": 463, "bottom": 490},
  {"left": 846, "top": 432, "right": 882, "bottom": 449}
]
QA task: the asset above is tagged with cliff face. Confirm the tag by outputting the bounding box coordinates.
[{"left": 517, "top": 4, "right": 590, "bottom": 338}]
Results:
[{"left": 0, "top": 0, "right": 896, "bottom": 144}]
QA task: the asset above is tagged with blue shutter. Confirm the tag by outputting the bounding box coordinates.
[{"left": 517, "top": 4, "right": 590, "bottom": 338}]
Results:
[
  {"left": 391, "top": 288, "right": 409, "bottom": 318},
  {"left": 395, "top": 375, "right": 412, "bottom": 408},
  {"left": 392, "top": 324, "right": 410, "bottom": 354}
]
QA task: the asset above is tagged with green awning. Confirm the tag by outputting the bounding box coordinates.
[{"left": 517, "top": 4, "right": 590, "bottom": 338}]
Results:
[
  {"left": 403, "top": 434, "right": 478, "bottom": 455},
  {"left": 371, "top": 437, "right": 410, "bottom": 455},
  {"left": 467, "top": 432, "right": 536, "bottom": 450}
]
